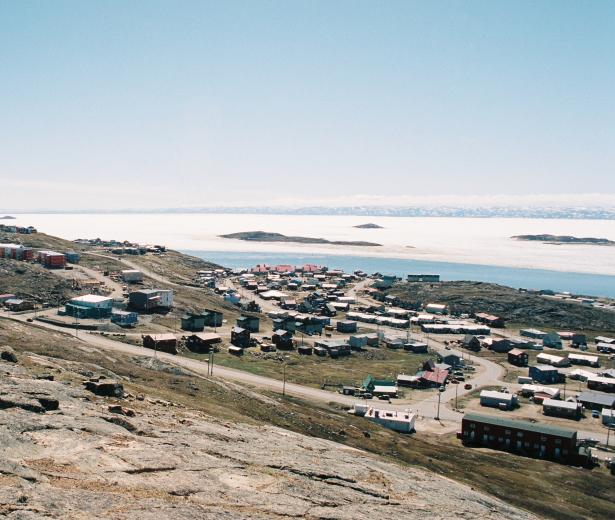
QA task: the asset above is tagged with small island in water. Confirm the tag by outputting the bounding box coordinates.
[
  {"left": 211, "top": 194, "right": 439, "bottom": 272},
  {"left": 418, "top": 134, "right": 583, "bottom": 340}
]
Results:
[
  {"left": 353, "top": 223, "right": 384, "bottom": 229},
  {"left": 0, "top": 215, "right": 16, "bottom": 220},
  {"left": 220, "top": 231, "right": 382, "bottom": 247},
  {"left": 512, "top": 234, "right": 615, "bottom": 246}
]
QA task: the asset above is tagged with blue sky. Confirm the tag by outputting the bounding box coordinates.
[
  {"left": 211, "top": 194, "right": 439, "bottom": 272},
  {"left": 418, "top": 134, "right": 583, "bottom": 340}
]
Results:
[{"left": 1, "top": 1, "right": 614, "bottom": 209}]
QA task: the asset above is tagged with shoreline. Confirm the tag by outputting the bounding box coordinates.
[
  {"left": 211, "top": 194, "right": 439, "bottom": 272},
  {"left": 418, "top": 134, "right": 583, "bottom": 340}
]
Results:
[
  {"left": 180, "top": 241, "right": 615, "bottom": 277},
  {"left": 7, "top": 213, "right": 615, "bottom": 277},
  {"left": 182, "top": 247, "right": 615, "bottom": 279}
]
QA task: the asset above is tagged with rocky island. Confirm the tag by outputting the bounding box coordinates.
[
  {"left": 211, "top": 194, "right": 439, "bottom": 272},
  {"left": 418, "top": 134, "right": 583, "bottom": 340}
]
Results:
[
  {"left": 512, "top": 234, "right": 615, "bottom": 246},
  {"left": 220, "top": 231, "right": 382, "bottom": 247},
  {"left": 0, "top": 215, "right": 16, "bottom": 220},
  {"left": 353, "top": 223, "right": 384, "bottom": 229}
]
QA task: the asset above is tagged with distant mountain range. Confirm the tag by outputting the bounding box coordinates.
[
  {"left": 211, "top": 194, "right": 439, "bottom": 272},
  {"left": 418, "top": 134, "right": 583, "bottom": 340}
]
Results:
[{"left": 4, "top": 206, "right": 615, "bottom": 219}]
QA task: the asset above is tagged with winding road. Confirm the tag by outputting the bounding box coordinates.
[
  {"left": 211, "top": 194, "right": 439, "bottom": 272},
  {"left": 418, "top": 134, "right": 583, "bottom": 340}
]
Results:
[{"left": 1, "top": 262, "right": 609, "bottom": 444}]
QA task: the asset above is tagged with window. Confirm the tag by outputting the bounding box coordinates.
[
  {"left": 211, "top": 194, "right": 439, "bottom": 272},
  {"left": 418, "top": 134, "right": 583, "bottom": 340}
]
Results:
[
  {"left": 505, "top": 429, "right": 511, "bottom": 435},
  {"left": 555, "top": 439, "right": 561, "bottom": 445},
  {"left": 516, "top": 432, "right": 523, "bottom": 437}
]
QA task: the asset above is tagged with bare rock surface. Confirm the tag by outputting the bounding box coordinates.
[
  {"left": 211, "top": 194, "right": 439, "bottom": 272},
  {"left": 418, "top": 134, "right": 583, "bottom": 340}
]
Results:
[{"left": 0, "top": 358, "right": 536, "bottom": 519}]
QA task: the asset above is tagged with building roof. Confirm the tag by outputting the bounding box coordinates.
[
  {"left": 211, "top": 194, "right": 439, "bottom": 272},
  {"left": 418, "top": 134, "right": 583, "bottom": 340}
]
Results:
[
  {"left": 531, "top": 364, "right": 558, "bottom": 372},
  {"left": 569, "top": 368, "right": 596, "bottom": 380},
  {"left": 480, "top": 390, "right": 515, "bottom": 401},
  {"left": 463, "top": 412, "right": 577, "bottom": 439},
  {"left": 71, "top": 294, "right": 112, "bottom": 304},
  {"left": 420, "top": 369, "right": 448, "bottom": 385},
  {"left": 521, "top": 384, "right": 559, "bottom": 397},
  {"left": 537, "top": 353, "right": 565, "bottom": 362},
  {"left": 373, "top": 385, "right": 398, "bottom": 394},
  {"left": 587, "top": 376, "right": 615, "bottom": 386},
  {"left": 397, "top": 374, "right": 420, "bottom": 382},
  {"left": 577, "top": 391, "right": 615, "bottom": 407},
  {"left": 542, "top": 399, "right": 580, "bottom": 410},
  {"left": 568, "top": 353, "right": 599, "bottom": 363},
  {"left": 189, "top": 333, "right": 221, "bottom": 342},
  {"left": 508, "top": 348, "right": 526, "bottom": 356},
  {"left": 144, "top": 333, "right": 176, "bottom": 342},
  {"left": 111, "top": 309, "right": 136, "bottom": 316},
  {"left": 260, "top": 290, "right": 289, "bottom": 299}
]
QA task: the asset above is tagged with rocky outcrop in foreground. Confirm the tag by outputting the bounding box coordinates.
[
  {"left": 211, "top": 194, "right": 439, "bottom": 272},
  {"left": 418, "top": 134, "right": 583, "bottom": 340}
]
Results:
[{"left": 0, "top": 355, "right": 534, "bottom": 519}]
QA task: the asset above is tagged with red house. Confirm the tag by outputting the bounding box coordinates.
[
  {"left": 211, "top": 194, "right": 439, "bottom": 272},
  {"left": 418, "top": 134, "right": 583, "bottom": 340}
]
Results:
[{"left": 38, "top": 250, "right": 66, "bottom": 269}]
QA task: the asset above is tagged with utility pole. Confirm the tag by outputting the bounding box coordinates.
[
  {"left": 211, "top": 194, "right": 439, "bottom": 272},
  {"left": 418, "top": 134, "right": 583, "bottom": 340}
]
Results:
[
  {"left": 455, "top": 382, "right": 459, "bottom": 410},
  {"left": 436, "top": 386, "right": 442, "bottom": 420},
  {"left": 608, "top": 403, "right": 613, "bottom": 448},
  {"left": 74, "top": 309, "right": 80, "bottom": 338},
  {"left": 282, "top": 361, "right": 287, "bottom": 397},
  {"left": 210, "top": 349, "right": 214, "bottom": 376}
]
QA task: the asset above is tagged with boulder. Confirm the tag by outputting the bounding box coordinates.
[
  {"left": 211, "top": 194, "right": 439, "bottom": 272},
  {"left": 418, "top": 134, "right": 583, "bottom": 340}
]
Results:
[
  {"left": 38, "top": 397, "right": 60, "bottom": 411},
  {"left": 84, "top": 380, "right": 124, "bottom": 398},
  {"left": 108, "top": 405, "right": 135, "bottom": 417},
  {"left": 0, "top": 346, "right": 18, "bottom": 363}
]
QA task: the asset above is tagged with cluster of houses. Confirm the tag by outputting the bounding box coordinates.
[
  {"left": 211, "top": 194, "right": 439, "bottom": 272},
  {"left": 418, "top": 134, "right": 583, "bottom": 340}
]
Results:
[
  {"left": 232, "top": 264, "right": 366, "bottom": 316},
  {"left": 73, "top": 237, "right": 166, "bottom": 255},
  {"left": 0, "top": 293, "right": 35, "bottom": 312},
  {"left": 53, "top": 287, "right": 175, "bottom": 329},
  {"left": 397, "top": 357, "right": 461, "bottom": 390},
  {"left": 0, "top": 224, "right": 37, "bottom": 234},
  {"left": 0, "top": 243, "right": 83, "bottom": 268},
  {"left": 467, "top": 332, "right": 615, "bottom": 424},
  {"left": 140, "top": 331, "right": 222, "bottom": 356}
]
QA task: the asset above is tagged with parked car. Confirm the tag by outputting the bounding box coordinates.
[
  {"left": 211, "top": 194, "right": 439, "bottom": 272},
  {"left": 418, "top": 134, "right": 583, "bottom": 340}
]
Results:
[
  {"left": 464, "top": 383, "right": 472, "bottom": 390},
  {"left": 592, "top": 410, "right": 601, "bottom": 418}
]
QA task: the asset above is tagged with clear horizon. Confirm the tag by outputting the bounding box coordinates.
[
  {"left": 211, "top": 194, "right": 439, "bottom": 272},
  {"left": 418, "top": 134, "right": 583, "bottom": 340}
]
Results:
[{"left": 1, "top": 1, "right": 614, "bottom": 210}]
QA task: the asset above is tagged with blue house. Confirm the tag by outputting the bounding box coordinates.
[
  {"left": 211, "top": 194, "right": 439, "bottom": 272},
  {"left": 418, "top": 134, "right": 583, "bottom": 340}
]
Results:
[
  {"left": 111, "top": 310, "right": 138, "bottom": 327},
  {"left": 529, "top": 364, "right": 562, "bottom": 384}
]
